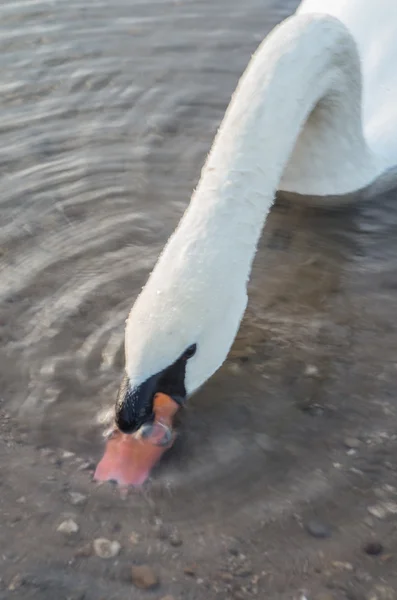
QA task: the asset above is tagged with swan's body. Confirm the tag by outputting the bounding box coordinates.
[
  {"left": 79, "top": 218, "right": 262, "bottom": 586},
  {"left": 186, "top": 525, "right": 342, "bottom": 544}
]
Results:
[
  {"left": 114, "top": 0, "right": 397, "bottom": 435},
  {"left": 298, "top": 0, "right": 397, "bottom": 170}
]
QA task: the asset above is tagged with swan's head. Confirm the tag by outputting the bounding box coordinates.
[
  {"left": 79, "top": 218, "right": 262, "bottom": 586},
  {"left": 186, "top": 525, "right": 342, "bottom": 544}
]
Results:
[
  {"left": 114, "top": 250, "right": 248, "bottom": 433},
  {"left": 114, "top": 340, "right": 198, "bottom": 434}
]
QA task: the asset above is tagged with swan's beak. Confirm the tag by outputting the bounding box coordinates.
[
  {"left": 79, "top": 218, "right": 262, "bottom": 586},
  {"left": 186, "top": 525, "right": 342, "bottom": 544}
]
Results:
[{"left": 94, "top": 393, "right": 179, "bottom": 487}]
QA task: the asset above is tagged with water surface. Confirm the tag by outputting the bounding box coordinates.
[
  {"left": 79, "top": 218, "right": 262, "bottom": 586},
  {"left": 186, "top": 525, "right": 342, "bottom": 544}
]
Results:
[{"left": 1, "top": 0, "right": 397, "bottom": 525}]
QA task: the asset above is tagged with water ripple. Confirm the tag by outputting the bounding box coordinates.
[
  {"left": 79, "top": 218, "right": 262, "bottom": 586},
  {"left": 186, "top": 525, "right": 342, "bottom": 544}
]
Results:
[{"left": 1, "top": 0, "right": 397, "bottom": 523}]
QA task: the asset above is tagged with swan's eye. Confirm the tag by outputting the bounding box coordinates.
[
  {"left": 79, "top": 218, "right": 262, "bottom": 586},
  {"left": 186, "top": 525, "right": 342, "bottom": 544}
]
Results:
[{"left": 183, "top": 344, "right": 197, "bottom": 360}]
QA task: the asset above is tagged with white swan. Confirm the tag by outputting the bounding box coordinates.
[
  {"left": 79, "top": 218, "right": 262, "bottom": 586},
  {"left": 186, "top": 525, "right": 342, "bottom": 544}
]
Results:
[{"left": 114, "top": 0, "right": 397, "bottom": 433}]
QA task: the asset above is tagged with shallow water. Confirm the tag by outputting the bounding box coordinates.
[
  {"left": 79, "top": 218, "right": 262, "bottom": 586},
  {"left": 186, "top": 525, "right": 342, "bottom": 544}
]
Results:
[{"left": 1, "top": 0, "right": 397, "bottom": 525}]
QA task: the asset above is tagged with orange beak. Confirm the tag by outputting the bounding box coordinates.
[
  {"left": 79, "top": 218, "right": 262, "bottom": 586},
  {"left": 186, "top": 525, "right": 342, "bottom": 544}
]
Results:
[{"left": 94, "top": 393, "right": 180, "bottom": 487}]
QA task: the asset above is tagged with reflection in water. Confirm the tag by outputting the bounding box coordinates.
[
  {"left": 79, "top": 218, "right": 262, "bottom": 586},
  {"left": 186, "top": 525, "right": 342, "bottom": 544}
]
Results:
[{"left": 1, "top": 0, "right": 397, "bottom": 523}]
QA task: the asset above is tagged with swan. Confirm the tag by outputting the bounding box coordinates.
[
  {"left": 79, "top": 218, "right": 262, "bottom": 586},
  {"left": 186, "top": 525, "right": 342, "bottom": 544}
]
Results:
[{"left": 109, "top": 0, "right": 397, "bottom": 453}]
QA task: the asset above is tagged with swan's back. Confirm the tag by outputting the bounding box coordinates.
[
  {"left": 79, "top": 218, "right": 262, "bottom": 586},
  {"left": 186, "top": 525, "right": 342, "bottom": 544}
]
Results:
[{"left": 298, "top": 0, "right": 397, "bottom": 167}]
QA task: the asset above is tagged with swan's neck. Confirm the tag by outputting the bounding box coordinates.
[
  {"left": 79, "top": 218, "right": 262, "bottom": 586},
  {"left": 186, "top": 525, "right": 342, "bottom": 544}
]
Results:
[
  {"left": 197, "top": 12, "right": 382, "bottom": 209},
  {"left": 128, "top": 13, "right": 386, "bottom": 379},
  {"left": 153, "top": 14, "right": 383, "bottom": 284}
]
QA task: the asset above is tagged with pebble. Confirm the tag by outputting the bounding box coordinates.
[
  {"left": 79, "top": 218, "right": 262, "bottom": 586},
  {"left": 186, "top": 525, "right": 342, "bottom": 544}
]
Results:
[
  {"left": 131, "top": 565, "right": 159, "bottom": 590},
  {"left": 332, "top": 561, "right": 353, "bottom": 571},
  {"left": 363, "top": 541, "right": 384, "bottom": 556},
  {"left": 344, "top": 437, "right": 361, "bottom": 449},
  {"left": 57, "top": 519, "right": 79, "bottom": 535},
  {"left": 305, "top": 520, "right": 331, "bottom": 539},
  {"left": 69, "top": 492, "right": 87, "bottom": 506},
  {"left": 8, "top": 574, "right": 24, "bottom": 591},
  {"left": 93, "top": 538, "right": 121, "bottom": 559},
  {"left": 184, "top": 565, "right": 197, "bottom": 576},
  {"left": 304, "top": 364, "right": 319, "bottom": 377},
  {"left": 62, "top": 451, "right": 75, "bottom": 459},
  {"left": 169, "top": 531, "right": 183, "bottom": 547}
]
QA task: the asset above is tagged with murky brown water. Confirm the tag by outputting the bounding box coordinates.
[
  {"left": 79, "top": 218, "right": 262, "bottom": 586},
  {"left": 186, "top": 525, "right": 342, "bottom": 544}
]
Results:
[
  {"left": 1, "top": 2, "right": 397, "bottom": 598},
  {"left": 1, "top": 0, "right": 302, "bottom": 450}
]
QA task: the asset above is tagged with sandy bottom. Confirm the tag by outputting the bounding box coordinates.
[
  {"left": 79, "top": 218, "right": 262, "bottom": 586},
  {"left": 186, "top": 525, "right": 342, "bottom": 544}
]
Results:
[{"left": 2, "top": 193, "right": 397, "bottom": 600}]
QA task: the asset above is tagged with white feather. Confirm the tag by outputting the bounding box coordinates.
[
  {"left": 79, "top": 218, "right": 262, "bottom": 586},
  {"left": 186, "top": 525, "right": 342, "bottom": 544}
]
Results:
[{"left": 125, "top": 1, "right": 397, "bottom": 394}]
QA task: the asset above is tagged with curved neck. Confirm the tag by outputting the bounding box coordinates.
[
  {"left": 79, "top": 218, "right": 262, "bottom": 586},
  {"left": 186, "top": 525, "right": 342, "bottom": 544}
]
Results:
[
  {"left": 135, "top": 14, "right": 385, "bottom": 321},
  {"left": 125, "top": 12, "right": 389, "bottom": 389},
  {"left": 196, "top": 13, "right": 382, "bottom": 206}
]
